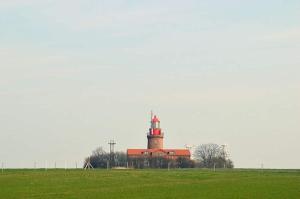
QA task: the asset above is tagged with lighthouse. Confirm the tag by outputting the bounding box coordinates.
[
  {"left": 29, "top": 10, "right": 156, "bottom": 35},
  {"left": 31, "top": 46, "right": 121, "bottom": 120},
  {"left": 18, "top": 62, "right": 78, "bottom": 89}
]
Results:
[
  {"left": 127, "top": 112, "right": 190, "bottom": 165},
  {"left": 147, "top": 114, "right": 164, "bottom": 149}
]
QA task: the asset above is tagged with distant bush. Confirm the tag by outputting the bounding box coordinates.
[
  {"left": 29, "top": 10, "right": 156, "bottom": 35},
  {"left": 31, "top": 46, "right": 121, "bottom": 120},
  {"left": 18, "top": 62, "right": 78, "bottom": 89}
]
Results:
[
  {"left": 127, "top": 156, "right": 195, "bottom": 169},
  {"left": 83, "top": 147, "right": 127, "bottom": 168},
  {"left": 85, "top": 144, "right": 234, "bottom": 169},
  {"left": 85, "top": 147, "right": 195, "bottom": 169}
]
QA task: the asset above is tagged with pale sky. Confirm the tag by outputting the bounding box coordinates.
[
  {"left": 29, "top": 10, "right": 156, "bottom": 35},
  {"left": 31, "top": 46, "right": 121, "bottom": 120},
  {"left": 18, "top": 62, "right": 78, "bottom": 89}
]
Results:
[{"left": 0, "top": 0, "right": 299, "bottom": 168}]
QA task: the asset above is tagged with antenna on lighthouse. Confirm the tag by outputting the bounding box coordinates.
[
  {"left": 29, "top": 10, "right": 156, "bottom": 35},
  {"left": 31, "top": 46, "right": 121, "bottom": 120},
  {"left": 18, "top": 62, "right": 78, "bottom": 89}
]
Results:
[{"left": 150, "top": 110, "right": 153, "bottom": 121}]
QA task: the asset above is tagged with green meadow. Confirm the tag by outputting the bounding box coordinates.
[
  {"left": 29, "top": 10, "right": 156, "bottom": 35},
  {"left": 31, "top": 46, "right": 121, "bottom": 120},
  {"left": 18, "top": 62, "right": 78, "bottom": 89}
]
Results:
[{"left": 0, "top": 169, "right": 299, "bottom": 199}]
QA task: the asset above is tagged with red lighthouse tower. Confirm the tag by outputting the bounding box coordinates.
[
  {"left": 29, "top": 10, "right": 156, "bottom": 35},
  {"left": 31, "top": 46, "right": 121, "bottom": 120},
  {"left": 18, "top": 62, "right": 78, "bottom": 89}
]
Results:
[{"left": 147, "top": 114, "right": 164, "bottom": 149}]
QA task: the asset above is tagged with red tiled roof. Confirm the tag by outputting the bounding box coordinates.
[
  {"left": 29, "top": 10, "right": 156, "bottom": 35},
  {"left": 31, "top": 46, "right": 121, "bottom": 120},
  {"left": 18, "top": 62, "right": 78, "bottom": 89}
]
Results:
[
  {"left": 164, "top": 149, "right": 191, "bottom": 156},
  {"left": 127, "top": 148, "right": 190, "bottom": 156}
]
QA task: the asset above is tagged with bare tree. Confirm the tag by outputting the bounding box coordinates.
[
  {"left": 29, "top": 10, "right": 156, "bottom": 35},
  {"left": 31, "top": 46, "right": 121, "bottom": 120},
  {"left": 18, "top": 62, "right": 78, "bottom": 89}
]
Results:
[{"left": 194, "top": 143, "right": 234, "bottom": 168}]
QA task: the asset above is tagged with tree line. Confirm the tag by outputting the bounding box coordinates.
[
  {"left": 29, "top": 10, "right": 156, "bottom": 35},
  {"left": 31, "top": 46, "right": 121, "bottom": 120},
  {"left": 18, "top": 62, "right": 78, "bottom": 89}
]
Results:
[{"left": 84, "top": 143, "right": 234, "bottom": 169}]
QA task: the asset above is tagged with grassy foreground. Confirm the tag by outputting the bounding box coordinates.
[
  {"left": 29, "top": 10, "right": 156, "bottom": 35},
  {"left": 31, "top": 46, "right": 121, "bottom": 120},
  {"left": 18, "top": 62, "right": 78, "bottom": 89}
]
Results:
[{"left": 0, "top": 169, "right": 299, "bottom": 199}]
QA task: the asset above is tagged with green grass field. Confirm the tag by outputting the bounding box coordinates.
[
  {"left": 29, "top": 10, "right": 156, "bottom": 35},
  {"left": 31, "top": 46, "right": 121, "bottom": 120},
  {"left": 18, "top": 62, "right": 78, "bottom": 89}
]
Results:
[{"left": 0, "top": 169, "right": 299, "bottom": 199}]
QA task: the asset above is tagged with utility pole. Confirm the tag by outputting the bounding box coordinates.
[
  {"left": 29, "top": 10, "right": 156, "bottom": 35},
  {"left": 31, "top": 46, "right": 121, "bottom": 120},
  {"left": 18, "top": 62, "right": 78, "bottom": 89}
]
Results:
[{"left": 108, "top": 140, "right": 116, "bottom": 168}]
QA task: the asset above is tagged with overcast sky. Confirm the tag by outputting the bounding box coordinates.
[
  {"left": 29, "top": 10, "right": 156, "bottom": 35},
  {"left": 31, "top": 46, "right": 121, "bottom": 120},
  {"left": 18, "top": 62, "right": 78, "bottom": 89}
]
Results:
[{"left": 0, "top": 0, "right": 299, "bottom": 168}]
